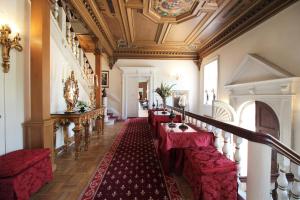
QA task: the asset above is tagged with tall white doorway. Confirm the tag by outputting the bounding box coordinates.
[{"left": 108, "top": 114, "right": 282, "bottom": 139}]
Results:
[
  {"left": 126, "top": 77, "right": 139, "bottom": 117},
  {"left": 121, "top": 67, "right": 154, "bottom": 119}
]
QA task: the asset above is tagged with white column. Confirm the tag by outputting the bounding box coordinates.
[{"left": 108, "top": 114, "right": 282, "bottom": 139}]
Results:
[{"left": 247, "top": 142, "right": 272, "bottom": 200}]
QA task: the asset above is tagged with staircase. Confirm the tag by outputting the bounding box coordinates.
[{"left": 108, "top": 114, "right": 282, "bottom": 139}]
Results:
[{"left": 105, "top": 112, "right": 119, "bottom": 125}]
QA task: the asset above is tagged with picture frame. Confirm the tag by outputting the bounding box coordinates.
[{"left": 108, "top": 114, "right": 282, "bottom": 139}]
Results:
[{"left": 101, "top": 71, "right": 109, "bottom": 88}]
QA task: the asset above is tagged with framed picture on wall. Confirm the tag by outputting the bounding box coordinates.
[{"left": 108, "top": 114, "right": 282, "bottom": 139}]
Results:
[{"left": 101, "top": 71, "right": 109, "bottom": 88}]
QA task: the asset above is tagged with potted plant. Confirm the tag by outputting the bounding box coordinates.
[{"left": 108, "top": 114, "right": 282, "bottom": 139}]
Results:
[
  {"left": 155, "top": 83, "right": 175, "bottom": 114},
  {"left": 77, "top": 100, "right": 89, "bottom": 113}
]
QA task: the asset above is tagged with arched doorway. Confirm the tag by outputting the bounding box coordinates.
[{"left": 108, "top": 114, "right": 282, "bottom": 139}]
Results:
[
  {"left": 255, "top": 101, "right": 280, "bottom": 174},
  {"left": 239, "top": 101, "right": 280, "bottom": 175}
]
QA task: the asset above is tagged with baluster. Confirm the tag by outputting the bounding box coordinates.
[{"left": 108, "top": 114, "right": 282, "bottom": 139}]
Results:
[
  {"left": 234, "top": 137, "right": 243, "bottom": 190},
  {"left": 214, "top": 128, "right": 223, "bottom": 152},
  {"left": 71, "top": 31, "right": 76, "bottom": 54},
  {"left": 52, "top": 0, "right": 59, "bottom": 20},
  {"left": 197, "top": 120, "right": 202, "bottom": 128},
  {"left": 193, "top": 118, "right": 196, "bottom": 125},
  {"left": 201, "top": 122, "right": 206, "bottom": 130},
  {"left": 222, "top": 132, "right": 231, "bottom": 159},
  {"left": 207, "top": 124, "right": 213, "bottom": 132},
  {"left": 291, "top": 163, "right": 300, "bottom": 200},
  {"left": 66, "top": 21, "right": 71, "bottom": 45},
  {"left": 75, "top": 39, "right": 79, "bottom": 59},
  {"left": 276, "top": 156, "right": 290, "bottom": 200}
]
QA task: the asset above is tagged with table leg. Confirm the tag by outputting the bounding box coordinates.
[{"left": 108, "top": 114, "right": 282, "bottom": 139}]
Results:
[
  {"left": 84, "top": 120, "right": 90, "bottom": 151},
  {"left": 53, "top": 122, "right": 59, "bottom": 157},
  {"left": 62, "top": 124, "right": 69, "bottom": 152},
  {"left": 73, "top": 121, "right": 82, "bottom": 160},
  {"left": 101, "top": 115, "right": 104, "bottom": 135}
]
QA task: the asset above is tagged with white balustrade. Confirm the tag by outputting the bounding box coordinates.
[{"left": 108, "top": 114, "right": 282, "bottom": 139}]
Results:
[
  {"left": 276, "top": 156, "right": 290, "bottom": 200},
  {"left": 52, "top": 0, "right": 59, "bottom": 20},
  {"left": 71, "top": 32, "right": 76, "bottom": 54},
  {"left": 201, "top": 122, "right": 206, "bottom": 130},
  {"left": 214, "top": 128, "right": 223, "bottom": 152},
  {"left": 66, "top": 22, "right": 71, "bottom": 45},
  {"left": 291, "top": 163, "right": 300, "bottom": 200},
  {"left": 222, "top": 132, "right": 232, "bottom": 159},
  {"left": 234, "top": 137, "right": 243, "bottom": 190}
]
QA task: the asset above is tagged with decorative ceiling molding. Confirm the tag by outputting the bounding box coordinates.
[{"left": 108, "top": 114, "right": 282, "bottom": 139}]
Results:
[
  {"left": 198, "top": 0, "right": 298, "bottom": 58},
  {"left": 114, "top": 49, "right": 198, "bottom": 60},
  {"left": 69, "top": 0, "right": 298, "bottom": 62},
  {"left": 143, "top": 0, "right": 218, "bottom": 24}
]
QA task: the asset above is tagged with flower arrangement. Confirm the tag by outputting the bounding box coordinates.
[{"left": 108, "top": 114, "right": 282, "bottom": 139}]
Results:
[
  {"left": 155, "top": 83, "right": 175, "bottom": 112},
  {"left": 77, "top": 100, "right": 89, "bottom": 113}
]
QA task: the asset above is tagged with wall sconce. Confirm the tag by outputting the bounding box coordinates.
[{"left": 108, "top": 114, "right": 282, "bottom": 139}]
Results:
[{"left": 0, "top": 24, "right": 23, "bottom": 73}]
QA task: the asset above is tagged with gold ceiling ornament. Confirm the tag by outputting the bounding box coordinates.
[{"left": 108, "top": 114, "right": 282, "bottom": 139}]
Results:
[
  {"left": 0, "top": 24, "right": 23, "bottom": 73},
  {"left": 64, "top": 71, "right": 79, "bottom": 113}
]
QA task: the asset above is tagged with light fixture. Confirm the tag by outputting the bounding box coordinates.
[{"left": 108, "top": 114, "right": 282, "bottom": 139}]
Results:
[{"left": 0, "top": 24, "right": 23, "bottom": 73}]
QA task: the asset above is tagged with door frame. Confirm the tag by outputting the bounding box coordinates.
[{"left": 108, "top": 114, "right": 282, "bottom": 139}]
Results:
[{"left": 121, "top": 69, "right": 154, "bottom": 119}]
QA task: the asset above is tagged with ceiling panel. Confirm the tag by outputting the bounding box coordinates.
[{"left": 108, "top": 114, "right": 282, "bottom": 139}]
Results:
[
  {"left": 133, "top": 10, "right": 159, "bottom": 42},
  {"left": 164, "top": 12, "right": 207, "bottom": 43}
]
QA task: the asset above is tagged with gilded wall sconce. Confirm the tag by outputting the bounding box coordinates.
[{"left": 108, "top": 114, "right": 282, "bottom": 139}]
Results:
[{"left": 0, "top": 24, "right": 23, "bottom": 73}]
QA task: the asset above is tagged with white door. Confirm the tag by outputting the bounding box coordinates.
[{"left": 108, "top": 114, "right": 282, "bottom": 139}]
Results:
[
  {"left": 126, "top": 77, "right": 139, "bottom": 117},
  {"left": 0, "top": 71, "right": 5, "bottom": 155}
]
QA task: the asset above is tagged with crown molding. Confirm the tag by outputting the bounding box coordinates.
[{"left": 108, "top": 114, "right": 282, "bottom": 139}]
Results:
[
  {"left": 198, "top": 0, "right": 298, "bottom": 58},
  {"left": 113, "top": 49, "right": 199, "bottom": 60}
]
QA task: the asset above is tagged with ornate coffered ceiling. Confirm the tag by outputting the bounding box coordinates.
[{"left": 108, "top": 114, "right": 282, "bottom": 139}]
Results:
[{"left": 67, "top": 0, "right": 297, "bottom": 66}]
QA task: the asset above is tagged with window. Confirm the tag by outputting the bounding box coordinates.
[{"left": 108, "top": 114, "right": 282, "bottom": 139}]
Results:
[{"left": 203, "top": 58, "right": 218, "bottom": 105}]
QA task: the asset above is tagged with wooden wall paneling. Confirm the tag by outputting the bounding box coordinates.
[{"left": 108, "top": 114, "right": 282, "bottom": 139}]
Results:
[{"left": 24, "top": 0, "right": 54, "bottom": 166}]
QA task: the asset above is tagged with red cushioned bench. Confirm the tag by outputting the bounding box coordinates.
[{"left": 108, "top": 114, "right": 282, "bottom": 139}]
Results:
[
  {"left": 0, "top": 149, "right": 53, "bottom": 200},
  {"left": 183, "top": 146, "right": 237, "bottom": 200}
]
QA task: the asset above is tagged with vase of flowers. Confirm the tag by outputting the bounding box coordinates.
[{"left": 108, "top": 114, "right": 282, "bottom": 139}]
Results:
[
  {"left": 155, "top": 83, "right": 175, "bottom": 114},
  {"left": 77, "top": 100, "right": 89, "bottom": 113}
]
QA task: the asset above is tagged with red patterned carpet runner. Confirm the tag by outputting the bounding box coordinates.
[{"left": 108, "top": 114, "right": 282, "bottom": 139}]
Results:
[{"left": 80, "top": 118, "right": 182, "bottom": 200}]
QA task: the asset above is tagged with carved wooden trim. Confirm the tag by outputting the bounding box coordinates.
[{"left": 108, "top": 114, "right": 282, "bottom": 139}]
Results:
[
  {"left": 114, "top": 49, "right": 199, "bottom": 60},
  {"left": 199, "top": 0, "right": 298, "bottom": 57},
  {"left": 70, "top": 0, "right": 114, "bottom": 55},
  {"left": 167, "top": 105, "right": 300, "bottom": 165}
]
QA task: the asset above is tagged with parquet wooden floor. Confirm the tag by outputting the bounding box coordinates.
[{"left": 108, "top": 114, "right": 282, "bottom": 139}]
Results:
[{"left": 31, "top": 121, "right": 193, "bottom": 200}]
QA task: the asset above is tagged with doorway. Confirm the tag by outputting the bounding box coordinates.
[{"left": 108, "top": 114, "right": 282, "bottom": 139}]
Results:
[
  {"left": 255, "top": 101, "right": 279, "bottom": 174},
  {"left": 240, "top": 101, "right": 280, "bottom": 175},
  {"left": 138, "top": 80, "right": 149, "bottom": 117},
  {"left": 123, "top": 75, "right": 151, "bottom": 118}
]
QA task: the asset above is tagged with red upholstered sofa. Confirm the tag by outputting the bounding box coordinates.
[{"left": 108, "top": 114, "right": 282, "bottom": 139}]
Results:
[
  {"left": 183, "top": 146, "right": 237, "bottom": 200},
  {"left": 0, "top": 149, "right": 53, "bottom": 200}
]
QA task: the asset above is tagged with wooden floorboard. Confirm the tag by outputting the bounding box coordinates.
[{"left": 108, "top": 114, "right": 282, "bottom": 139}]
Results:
[{"left": 32, "top": 121, "right": 193, "bottom": 200}]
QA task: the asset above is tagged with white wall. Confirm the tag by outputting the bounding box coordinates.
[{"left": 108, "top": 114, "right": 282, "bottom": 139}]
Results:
[
  {"left": 0, "top": 0, "right": 31, "bottom": 155},
  {"left": 200, "top": 2, "right": 300, "bottom": 152},
  {"left": 50, "top": 13, "right": 91, "bottom": 148},
  {"left": 108, "top": 59, "right": 200, "bottom": 117}
]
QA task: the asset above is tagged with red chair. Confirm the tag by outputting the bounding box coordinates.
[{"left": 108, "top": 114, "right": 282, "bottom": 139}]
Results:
[
  {"left": 0, "top": 149, "right": 53, "bottom": 200},
  {"left": 183, "top": 146, "right": 237, "bottom": 200}
]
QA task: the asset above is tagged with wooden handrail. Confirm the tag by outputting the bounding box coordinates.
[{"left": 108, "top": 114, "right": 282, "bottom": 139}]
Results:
[{"left": 166, "top": 105, "right": 300, "bottom": 165}]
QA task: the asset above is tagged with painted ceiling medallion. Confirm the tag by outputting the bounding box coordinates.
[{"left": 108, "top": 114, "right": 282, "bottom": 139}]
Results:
[{"left": 153, "top": 0, "right": 197, "bottom": 17}]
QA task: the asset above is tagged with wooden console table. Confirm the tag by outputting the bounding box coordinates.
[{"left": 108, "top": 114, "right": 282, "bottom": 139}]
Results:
[{"left": 51, "top": 108, "right": 104, "bottom": 160}]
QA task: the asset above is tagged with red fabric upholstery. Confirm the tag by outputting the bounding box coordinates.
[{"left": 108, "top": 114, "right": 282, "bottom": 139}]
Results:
[
  {"left": 183, "top": 146, "right": 237, "bottom": 200},
  {"left": 0, "top": 149, "right": 51, "bottom": 178},
  {"left": 0, "top": 149, "right": 53, "bottom": 200}
]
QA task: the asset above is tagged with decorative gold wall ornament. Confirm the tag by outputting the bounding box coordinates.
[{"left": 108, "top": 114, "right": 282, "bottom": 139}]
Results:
[
  {"left": 64, "top": 71, "right": 79, "bottom": 113},
  {"left": 0, "top": 24, "right": 23, "bottom": 73}
]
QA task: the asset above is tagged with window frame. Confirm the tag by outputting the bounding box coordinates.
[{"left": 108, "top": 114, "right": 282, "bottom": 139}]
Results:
[{"left": 202, "top": 56, "right": 219, "bottom": 105}]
